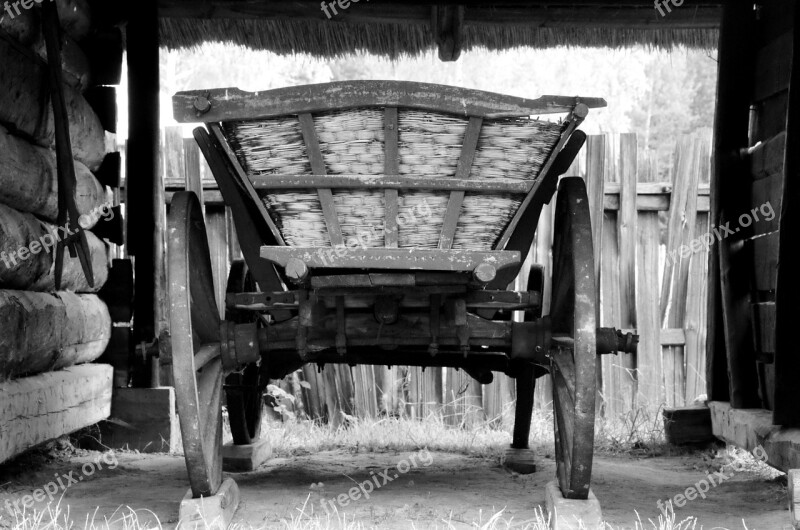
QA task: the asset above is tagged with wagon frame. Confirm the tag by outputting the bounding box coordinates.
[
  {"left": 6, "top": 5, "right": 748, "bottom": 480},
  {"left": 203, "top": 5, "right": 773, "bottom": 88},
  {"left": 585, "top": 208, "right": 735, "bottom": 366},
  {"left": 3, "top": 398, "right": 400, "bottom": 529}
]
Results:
[{"left": 167, "top": 81, "right": 636, "bottom": 504}]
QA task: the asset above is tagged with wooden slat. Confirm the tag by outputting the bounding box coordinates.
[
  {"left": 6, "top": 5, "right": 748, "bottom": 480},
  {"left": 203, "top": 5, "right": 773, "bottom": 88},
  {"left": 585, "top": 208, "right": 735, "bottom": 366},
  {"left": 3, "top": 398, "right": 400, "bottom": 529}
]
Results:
[
  {"left": 384, "top": 107, "right": 399, "bottom": 249},
  {"left": 660, "top": 138, "right": 702, "bottom": 323},
  {"left": 206, "top": 207, "right": 229, "bottom": 317},
  {"left": 261, "top": 246, "right": 520, "bottom": 273},
  {"left": 618, "top": 134, "right": 638, "bottom": 351},
  {"left": 601, "top": 136, "right": 633, "bottom": 417},
  {"left": 754, "top": 31, "right": 794, "bottom": 102},
  {"left": 173, "top": 81, "right": 606, "bottom": 123},
  {"left": 250, "top": 174, "right": 531, "bottom": 193},
  {"left": 635, "top": 150, "right": 664, "bottom": 408},
  {"left": 752, "top": 231, "right": 779, "bottom": 293},
  {"left": 603, "top": 194, "right": 710, "bottom": 212},
  {"left": 439, "top": 117, "right": 482, "bottom": 249},
  {"left": 749, "top": 131, "right": 786, "bottom": 180},
  {"left": 207, "top": 124, "right": 285, "bottom": 246},
  {"left": 298, "top": 113, "right": 344, "bottom": 247}
]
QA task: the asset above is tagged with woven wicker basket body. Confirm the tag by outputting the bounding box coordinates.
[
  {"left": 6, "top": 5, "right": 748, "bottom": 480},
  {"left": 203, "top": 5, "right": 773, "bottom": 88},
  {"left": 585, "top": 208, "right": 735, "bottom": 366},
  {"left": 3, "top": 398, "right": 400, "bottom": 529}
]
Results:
[{"left": 223, "top": 108, "right": 565, "bottom": 251}]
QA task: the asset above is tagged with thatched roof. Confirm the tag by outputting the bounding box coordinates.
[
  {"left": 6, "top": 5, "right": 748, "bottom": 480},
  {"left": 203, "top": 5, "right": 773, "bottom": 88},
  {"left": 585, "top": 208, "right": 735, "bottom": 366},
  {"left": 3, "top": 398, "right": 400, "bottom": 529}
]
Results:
[{"left": 158, "top": 1, "right": 721, "bottom": 59}]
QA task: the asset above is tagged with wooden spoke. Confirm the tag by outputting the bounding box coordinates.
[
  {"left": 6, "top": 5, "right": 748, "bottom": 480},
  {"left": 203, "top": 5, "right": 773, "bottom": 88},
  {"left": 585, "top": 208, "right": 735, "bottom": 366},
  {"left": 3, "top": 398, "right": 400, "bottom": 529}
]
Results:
[
  {"left": 194, "top": 343, "right": 221, "bottom": 372},
  {"left": 168, "top": 191, "right": 224, "bottom": 498},
  {"left": 548, "top": 176, "right": 597, "bottom": 500}
]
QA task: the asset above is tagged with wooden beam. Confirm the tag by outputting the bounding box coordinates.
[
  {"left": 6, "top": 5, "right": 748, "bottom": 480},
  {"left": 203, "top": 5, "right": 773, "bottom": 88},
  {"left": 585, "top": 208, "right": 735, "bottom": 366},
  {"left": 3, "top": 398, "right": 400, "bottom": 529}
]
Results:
[
  {"left": 173, "top": 81, "right": 606, "bottom": 123},
  {"left": 261, "top": 246, "right": 520, "bottom": 273},
  {"left": 432, "top": 5, "right": 464, "bottom": 62},
  {"left": 774, "top": 1, "right": 800, "bottom": 427},
  {"left": 711, "top": 0, "right": 761, "bottom": 409},
  {"left": 250, "top": 174, "right": 530, "bottom": 193},
  {"left": 0, "top": 364, "right": 112, "bottom": 464},
  {"left": 127, "top": 0, "right": 160, "bottom": 345}
]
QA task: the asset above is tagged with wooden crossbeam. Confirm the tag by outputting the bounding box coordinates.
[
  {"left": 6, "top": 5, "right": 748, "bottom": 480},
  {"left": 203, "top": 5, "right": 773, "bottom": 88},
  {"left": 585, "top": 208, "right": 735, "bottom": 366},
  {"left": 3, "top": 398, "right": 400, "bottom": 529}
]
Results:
[
  {"left": 439, "top": 117, "right": 483, "bottom": 249},
  {"left": 260, "top": 246, "right": 520, "bottom": 273},
  {"left": 298, "top": 113, "right": 344, "bottom": 247},
  {"left": 249, "top": 174, "right": 531, "bottom": 193},
  {"left": 384, "top": 107, "right": 400, "bottom": 248}
]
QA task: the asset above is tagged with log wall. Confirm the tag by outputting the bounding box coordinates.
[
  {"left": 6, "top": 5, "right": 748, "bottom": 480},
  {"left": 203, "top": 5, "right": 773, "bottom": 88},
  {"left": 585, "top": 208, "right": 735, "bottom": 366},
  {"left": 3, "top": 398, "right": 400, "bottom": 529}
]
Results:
[{"left": 0, "top": 0, "right": 122, "bottom": 462}]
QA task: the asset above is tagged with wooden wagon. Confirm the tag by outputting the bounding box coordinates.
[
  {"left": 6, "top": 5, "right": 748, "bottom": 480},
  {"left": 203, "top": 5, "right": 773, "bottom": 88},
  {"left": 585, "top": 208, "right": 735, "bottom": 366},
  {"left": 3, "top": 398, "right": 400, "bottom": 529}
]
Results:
[{"left": 168, "top": 81, "right": 637, "bottom": 503}]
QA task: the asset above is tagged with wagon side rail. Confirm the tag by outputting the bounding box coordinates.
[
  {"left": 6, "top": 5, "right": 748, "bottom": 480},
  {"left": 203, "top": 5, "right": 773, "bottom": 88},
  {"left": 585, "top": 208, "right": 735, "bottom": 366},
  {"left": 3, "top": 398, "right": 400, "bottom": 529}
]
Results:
[{"left": 173, "top": 80, "right": 607, "bottom": 123}]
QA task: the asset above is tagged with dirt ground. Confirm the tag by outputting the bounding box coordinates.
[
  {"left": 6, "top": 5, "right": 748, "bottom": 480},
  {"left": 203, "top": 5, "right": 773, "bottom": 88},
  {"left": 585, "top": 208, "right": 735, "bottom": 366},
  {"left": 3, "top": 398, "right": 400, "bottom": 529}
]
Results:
[{"left": 0, "top": 446, "right": 791, "bottom": 529}]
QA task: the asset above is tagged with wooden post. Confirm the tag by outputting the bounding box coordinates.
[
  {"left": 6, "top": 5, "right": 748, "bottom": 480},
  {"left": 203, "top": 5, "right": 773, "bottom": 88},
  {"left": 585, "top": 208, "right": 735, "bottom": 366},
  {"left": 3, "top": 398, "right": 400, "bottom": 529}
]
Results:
[
  {"left": 127, "top": 0, "right": 160, "bottom": 355},
  {"left": 774, "top": 1, "right": 800, "bottom": 426},
  {"left": 711, "top": 1, "right": 761, "bottom": 409}
]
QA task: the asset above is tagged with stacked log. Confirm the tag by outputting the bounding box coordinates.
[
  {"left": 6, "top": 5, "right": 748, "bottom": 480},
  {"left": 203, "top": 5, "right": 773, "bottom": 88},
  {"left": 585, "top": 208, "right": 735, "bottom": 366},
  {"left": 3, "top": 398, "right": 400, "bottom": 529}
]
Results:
[
  {"left": 0, "top": 0, "right": 120, "bottom": 462},
  {"left": 0, "top": 203, "right": 109, "bottom": 292},
  {"left": 0, "top": 291, "right": 111, "bottom": 382},
  {"left": 0, "top": 34, "right": 106, "bottom": 170},
  {"left": 0, "top": 125, "right": 106, "bottom": 222}
]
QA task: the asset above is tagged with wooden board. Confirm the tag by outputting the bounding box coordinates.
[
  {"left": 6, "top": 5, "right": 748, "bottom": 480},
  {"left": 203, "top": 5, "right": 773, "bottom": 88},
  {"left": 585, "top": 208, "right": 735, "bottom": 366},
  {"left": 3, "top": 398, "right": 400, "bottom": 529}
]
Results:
[
  {"left": 173, "top": 81, "right": 606, "bottom": 123},
  {"left": 261, "top": 246, "right": 520, "bottom": 273},
  {"left": 0, "top": 364, "right": 112, "bottom": 464},
  {"left": 709, "top": 400, "right": 800, "bottom": 473},
  {"left": 749, "top": 173, "right": 782, "bottom": 236},
  {"left": 635, "top": 152, "right": 664, "bottom": 408},
  {"left": 0, "top": 37, "right": 106, "bottom": 171},
  {"left": 0, "top": 291, "right": 111, "bottom": 382}
]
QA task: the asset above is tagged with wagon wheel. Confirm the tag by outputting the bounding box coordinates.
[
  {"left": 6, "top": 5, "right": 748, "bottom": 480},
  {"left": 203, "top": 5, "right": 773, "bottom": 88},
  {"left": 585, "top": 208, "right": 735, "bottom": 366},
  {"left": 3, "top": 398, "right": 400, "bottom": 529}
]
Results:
[
  {"left": 168, "top": 191, "right": 224, "bottom": 498},
  {"left": 549, "top": 176, "right": 597, "bottom": 500},
  {"left": 225, "top": 261, "right": 265, "bottom": 445}
]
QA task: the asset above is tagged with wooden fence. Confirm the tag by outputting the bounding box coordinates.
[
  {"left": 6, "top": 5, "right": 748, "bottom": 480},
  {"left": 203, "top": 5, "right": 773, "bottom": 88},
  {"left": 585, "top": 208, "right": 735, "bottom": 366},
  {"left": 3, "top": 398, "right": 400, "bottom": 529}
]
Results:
[{"left": 155, "top": 127, "right": 712, "bottom": 425}]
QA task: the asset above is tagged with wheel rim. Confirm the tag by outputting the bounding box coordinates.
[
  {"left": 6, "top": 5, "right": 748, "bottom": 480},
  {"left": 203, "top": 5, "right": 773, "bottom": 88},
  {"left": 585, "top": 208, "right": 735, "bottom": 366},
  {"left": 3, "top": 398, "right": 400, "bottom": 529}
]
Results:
[
  {"left": 549, "top": 177, "right": 597, "bottom": 500},
  {"left": 225, "top": 261, "right": 265, "bottom": 445},
  {"left": 169, "top": 191, "right": 224, "bottom": 497}
]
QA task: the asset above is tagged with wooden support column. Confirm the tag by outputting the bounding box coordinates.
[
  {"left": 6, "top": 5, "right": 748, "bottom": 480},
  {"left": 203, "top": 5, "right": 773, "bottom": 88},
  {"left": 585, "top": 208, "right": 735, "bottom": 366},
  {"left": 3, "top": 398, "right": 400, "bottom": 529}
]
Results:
[
  {"left": 127, "top": 0, "right": 160, "bottom": 349},
  {"left": 773, "top": 2, "right": 800, "bottom": 426},
  {"left": 710, "top": 1, "right": 761, "bottom": 409}
]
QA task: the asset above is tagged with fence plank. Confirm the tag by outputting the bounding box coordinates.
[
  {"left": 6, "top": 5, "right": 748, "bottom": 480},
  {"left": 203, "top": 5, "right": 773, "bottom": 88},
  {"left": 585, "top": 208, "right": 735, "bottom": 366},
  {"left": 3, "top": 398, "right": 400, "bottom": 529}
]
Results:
[
  {"left": 603, "top": 134, "right": 637, "bottom": 415},
  {"left": 685, "top": 213, "right": 710, "bottom": 403},
  {"left": 633, "top": 141, "right": 664, "bottom": 409},
  {"left": 659, "top": 138, "right": 702, "bottom": 407}
]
